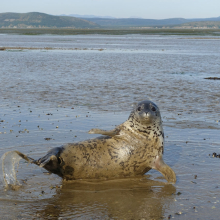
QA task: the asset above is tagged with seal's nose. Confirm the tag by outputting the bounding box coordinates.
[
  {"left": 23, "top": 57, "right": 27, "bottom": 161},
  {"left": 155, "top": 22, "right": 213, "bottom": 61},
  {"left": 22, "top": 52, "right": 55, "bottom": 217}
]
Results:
[
  {"left": 146, "top": 112, "right": 152, "bottom": 117},
  {"left": 141, "top": 109, "right": 151, "bottom": 118}
]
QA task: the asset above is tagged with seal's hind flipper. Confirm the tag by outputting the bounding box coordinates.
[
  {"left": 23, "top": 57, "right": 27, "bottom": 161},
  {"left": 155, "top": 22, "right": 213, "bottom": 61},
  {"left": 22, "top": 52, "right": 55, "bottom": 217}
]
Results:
[
  {"left": 15, "top": 147, "right": 64, "bottom": 178},
  {"left": 152, "top": 156, "right": 176, "bottom": 184},
  {"left": 14, "top": 150, "right": 56, "bottom": 167},
  {"left": 34, "top": 146, "right": 64, "bottom": 177},
  {"left": 15, "top": 151, "right": 35, "bottom": 164},
  {"left": 35, "top": 147, "right": 64, "bottom": 167},
  {"left": 88, "top": 128, "right": 120, "bottom": 137},
  {"left": 15, "top": 147, "right": 64, "bottom": 168}
]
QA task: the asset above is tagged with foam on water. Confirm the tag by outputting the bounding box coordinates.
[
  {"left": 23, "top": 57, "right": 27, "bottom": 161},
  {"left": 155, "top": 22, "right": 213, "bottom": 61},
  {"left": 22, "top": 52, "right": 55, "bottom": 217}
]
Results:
[{"left": 0, "top": 151, "right": 21, "bottom": 189}]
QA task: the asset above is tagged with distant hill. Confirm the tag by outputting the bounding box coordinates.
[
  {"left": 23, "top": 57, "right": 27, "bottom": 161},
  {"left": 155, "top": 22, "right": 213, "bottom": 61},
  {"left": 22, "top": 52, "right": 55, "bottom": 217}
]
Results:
[
  {"left": 1, "top": 12, "right": 220, "bottom": 29},
  {"left": 60, "top": 14, "right": 143, "bottom": 19},
  {"left": 83, "top": 17, "right": 188, "bottom": 27},
  {"left": 60, "top": 14, "right": 116, "bottom": 19},
  {"left": 81, "top": 16, "right": 220, "bottom": 28},
  {"left": 0, "top": 12, "right": 100, "bottom": 28}
]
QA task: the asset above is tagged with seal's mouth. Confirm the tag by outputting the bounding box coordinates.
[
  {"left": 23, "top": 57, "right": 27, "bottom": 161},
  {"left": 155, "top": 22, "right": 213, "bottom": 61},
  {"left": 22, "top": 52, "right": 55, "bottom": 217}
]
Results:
[{"left": 139, "top": 111, "right": 154, "bottom": 123}]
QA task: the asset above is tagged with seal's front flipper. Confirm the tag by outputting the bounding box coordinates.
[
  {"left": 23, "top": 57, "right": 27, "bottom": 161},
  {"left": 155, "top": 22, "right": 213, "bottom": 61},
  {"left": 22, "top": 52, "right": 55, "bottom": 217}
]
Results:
[
  {"left": 88, "top": 128, "right": 120, "bottom": 137},
  {"left": 152, "top": 156, "right": 176, "bottom": 184}
]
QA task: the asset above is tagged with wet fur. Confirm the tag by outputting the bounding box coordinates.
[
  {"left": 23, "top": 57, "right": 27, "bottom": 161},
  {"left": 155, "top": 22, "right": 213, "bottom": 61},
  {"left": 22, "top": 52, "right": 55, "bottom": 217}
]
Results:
[{"left": 16, "top": 100, "right": 176, "bottom": 183}]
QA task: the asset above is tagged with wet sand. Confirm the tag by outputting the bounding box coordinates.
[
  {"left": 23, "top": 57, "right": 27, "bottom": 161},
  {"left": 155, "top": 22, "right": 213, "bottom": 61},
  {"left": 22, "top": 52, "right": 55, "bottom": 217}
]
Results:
[
  {"left": 0, "top": 34, "right": 220, "bottom": 219},
  {"left": 0, "top": 46, "right": 105, "bottom": 51},
  {"left": 1, "top": 28, "right": 220, "bottom": 36}
]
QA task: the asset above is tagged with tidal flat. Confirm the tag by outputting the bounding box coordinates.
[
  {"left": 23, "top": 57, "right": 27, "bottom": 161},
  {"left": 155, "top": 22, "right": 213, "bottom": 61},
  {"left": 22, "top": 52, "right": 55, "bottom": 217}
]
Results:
[
  {"left": 1, "top": 28, "right": 220, "bottom": 36},
  {"left": 0, "top": 34, "right": 220, "bottom": 219}
]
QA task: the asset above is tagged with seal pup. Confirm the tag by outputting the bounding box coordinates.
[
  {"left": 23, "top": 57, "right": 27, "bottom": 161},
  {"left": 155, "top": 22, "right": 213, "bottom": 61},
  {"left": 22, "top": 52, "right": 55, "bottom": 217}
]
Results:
[{"left": 15, "top": 100, "right": 176, "bottom": 183}]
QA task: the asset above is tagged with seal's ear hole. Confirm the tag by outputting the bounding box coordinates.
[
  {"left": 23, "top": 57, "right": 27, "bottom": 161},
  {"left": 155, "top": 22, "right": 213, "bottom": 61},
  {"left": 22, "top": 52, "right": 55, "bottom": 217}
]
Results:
[
  {"left": 137, "top": 106, "right": 142, "bottom": 111},
  {"left": 151, "top": 106, "right": 156, "bottom": 112}
]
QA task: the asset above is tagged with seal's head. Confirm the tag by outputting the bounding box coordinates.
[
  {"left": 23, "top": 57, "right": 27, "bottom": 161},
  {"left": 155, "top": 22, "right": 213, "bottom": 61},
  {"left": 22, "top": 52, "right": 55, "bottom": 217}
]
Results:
[{"left": 129, "top": 100, "right": 162, "bottom": 126}]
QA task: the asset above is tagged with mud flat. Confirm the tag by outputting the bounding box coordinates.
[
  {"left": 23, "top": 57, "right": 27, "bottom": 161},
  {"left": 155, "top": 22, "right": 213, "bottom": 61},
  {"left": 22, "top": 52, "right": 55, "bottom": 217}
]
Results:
[
  {"left": 1, "top": 28, "right": 220, "bottom": 36},
  {"left": 0, "top": 34, "right": 220, "bottom": 219}
]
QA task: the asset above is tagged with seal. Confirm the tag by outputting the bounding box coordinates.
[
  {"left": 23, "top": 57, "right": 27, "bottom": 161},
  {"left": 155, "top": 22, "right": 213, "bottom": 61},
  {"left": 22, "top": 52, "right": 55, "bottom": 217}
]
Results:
[{"left": 15, "top": 100, "right": 176, "bottom": 183}]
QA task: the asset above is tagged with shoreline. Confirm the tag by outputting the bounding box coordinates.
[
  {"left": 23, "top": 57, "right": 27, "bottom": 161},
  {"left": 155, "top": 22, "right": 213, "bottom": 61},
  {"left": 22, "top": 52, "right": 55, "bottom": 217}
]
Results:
[{"left": 0, "top": 28, "right": 220, "bottom": 36}]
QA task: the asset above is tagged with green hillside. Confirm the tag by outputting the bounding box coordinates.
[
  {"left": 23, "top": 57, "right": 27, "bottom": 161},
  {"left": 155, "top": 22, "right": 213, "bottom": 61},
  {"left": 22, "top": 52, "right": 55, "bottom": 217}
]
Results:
[{"left": 0, "top": 12, "right": 100, "bottom": 28}]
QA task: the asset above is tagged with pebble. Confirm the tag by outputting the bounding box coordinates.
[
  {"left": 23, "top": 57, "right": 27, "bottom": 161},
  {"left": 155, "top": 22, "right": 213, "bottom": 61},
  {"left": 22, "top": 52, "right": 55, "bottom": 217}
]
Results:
[
  {"left": 191, "top": 181, "right": 197, "bottom": 184},
  {"left": 175, "top": 212, "right": 182, "bottom": 215},
  {"left": 212, "top": 152, "right": 220, "bottom": 158}
]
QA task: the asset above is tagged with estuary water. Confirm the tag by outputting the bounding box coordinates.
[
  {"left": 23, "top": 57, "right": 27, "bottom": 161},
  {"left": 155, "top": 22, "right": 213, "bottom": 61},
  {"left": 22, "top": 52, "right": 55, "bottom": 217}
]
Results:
[{"left": 0, "top": 34, "right": 220, "bottom": 219}]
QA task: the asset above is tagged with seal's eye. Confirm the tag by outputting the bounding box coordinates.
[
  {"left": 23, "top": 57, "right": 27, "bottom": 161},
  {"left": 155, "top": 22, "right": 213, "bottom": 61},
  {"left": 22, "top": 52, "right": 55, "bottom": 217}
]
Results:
[
  {"left": 137, "top": 106, "right": 142, "bottom": 111},
  {"left": 151, "top": 106, "right": 156, "bottom": 112}
]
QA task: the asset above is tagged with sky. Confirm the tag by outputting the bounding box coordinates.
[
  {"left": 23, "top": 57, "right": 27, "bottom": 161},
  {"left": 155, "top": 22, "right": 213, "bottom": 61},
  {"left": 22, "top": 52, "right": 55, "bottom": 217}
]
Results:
[{"left": 1, "top": 0, "right": 220, "bottom": 19}]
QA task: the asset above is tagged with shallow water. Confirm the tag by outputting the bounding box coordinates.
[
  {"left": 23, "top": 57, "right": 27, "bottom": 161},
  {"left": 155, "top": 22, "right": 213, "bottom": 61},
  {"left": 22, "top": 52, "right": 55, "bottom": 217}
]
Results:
[{"left": 0, "top": 34, "right": 220, "bottom": 219}]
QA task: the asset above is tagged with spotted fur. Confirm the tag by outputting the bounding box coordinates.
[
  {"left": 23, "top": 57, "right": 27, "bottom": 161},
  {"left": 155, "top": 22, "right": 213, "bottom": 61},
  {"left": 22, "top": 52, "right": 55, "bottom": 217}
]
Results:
[{"left": 16, "top": 100, "right": 176, "bottom": 183}]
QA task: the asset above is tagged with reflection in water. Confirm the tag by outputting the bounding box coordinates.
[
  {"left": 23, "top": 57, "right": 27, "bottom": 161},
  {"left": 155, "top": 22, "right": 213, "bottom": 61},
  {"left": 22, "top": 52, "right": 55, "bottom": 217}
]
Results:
[{"left": 34, "top": 178, "right": 176, "bottom": 219}]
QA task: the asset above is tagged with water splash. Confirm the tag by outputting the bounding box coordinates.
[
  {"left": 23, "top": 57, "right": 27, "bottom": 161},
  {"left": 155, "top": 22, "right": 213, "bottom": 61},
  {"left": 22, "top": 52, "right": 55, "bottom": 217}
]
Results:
[{"left": 0, "top": 151, "right": 21, "bottom": 189}]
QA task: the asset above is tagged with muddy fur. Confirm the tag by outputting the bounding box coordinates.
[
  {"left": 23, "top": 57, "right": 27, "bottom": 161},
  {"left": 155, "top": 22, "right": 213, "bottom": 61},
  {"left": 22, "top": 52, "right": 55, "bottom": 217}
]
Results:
[{"left": 16, "top": 100, "right": 176, "bottom": 183}]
